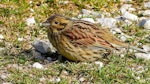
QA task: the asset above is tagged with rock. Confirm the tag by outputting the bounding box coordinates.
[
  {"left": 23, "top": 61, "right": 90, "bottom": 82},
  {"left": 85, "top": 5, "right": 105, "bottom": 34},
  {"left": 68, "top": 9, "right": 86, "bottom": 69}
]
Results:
[
  {"left": 1, "top": 74, "right": 7, "bottom": 79},
  {"left": 139, "top": 18, "right": 150, "bottom": 29},
  {"left": 120, "top": 35, "right": 127, "bottom": 42},
  {"left": 120, "top": 0, "right": 132, "bottom": 3},
  {"left": 0, "top": 34, "right": 4, "bottom": 39},
  {"left": 120, "top": 4, "right": 132, "bottom": 14},
  {"left": 18, "top": 38, "right": 23, "bottom": 41},
  {"left": 143, "top": 45, "right": 150, "bottom": 52},
  {"left": 30, "top": 8, "right": 34, "bottom": 12},
  {"left": 32, "top": 49, "right": 45, "bottom": 60},
  {"left": 111, "top": 27, "right": 122, "bottom": 33},
  {"left": 2, "top": 82, "right": 12, "bottom": 84},
  {"left": 81, "top": 9, "right": 102, "bottom": 18},
  {"left": 32, "top": 40, "right": 55, "bottom": 54},
  {"left": 55, "top": 77, "right": 61, "bottom": 83},
  {"left": 135, "top": 53, "right": 150, "bottom": 60},
  {"left": 116, "top": 16, "right": 132, "bottom": 26},
  {"left": 81, "top": 18, "right": 95, "bottom": 23},
  {"left": 39, "top": 77, "right": 46, "bottom": 82},
  {"left": 32, "top": 62, "right": 44, "bottom": 69},
  {"left": 128, "top": 8, "right": 136, "bottom": 12},
  {"left": 47, "top": 57, "right": 52, "bottom": 62},
  {"left": 26, "top": 17, "right": 36, "bottom": 26},
  {"left": 94, "top": 61, "right": 104, "bottom": 68},
  {"left": 79, "top": 77, "right": 85, "bottom": 82},
  {"left": 96, "top": 18, "right": 117, "bottom": 28},
  {"left": 143, "top": 10, "right": 150, "bottom": 16},
  {"left": 144, "top": 2, "right": 150, "bottom": 8},
  {"left": 82, "top": 9, "right": 92, "bottom": 15},
  {"left": 122, "top": 11, "right": 138, "bottom": 21},
  {"left": 0, "top": 47, "right": 6, "bottom": 55}
]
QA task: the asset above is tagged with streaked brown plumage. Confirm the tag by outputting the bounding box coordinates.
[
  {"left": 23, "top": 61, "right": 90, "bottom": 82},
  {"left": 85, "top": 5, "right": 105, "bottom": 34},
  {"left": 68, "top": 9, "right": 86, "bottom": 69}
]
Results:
[{"left": 42, "top": 14, "right": 147, "bottom": 62}]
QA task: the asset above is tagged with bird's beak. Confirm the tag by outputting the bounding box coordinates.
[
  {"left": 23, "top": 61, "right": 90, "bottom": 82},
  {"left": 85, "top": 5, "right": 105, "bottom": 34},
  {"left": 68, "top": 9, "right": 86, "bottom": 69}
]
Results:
[{"left": 41, "top": 21, "right": 51, "bottom": 27}]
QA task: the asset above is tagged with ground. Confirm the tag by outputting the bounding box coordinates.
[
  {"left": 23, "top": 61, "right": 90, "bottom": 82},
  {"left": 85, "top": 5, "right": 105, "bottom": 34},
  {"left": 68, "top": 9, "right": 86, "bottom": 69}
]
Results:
[{"left": 0, "top": 0, "right": 150, "bottom": 84}]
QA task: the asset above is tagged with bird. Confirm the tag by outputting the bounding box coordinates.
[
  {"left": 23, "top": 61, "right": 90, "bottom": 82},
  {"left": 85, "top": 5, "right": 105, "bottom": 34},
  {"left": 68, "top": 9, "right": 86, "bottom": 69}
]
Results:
[{"left": 42, "top": 14, "right": 147, "bottom": 62}]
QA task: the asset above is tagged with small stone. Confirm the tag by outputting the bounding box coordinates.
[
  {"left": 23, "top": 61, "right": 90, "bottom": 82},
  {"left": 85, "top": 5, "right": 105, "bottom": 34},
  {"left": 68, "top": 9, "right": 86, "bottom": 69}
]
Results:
[
  {"left": 81, "top": 9, "right": 102, "bottom": 18},
  {"left": 32, "top": 62, "right": 44, "bottom": 69},
  {"left": 0, "top": 34, "right": 4, "bottom": 39},
  {"left": 111, "top": 28, "right": 122, "bottom": 33},
  {"left": 26, "top": 17, "right": 36, "bottom": 26},
  {"left": 32, "top": 50, "right": 44, "bottom": 60},
  {"left": 124, "top": 19, "right": 132, "bottom": 26},
  {"left": 82, "top": 9, "right": 91, "bottom": 15},
  {"left": 0, "top": 47, "right": 6, "bottom": 55},
  {"left": 79, "top": 77, "right": 85, "bottom": 82},
  {"left": 120, "top": 4, "right": 132, "bottom": 14},
  {"left": 18, "top": 38, "right": 23, "bottom": 41},
  {"left": 47, "top": 57, "right": 52, "bottom": 62},
  {"left": 144, "top": 2, "right": 150, "bottom": 8},
  {"left": 143, "top": 45, "right": 150, "bottom": 52},
  {"left": 1, "top": 74, "right": 7, "bottom": 79},
  {"left": 55, "top": 77, "right": 61, "bottom": 83},
  {"left": 96, "top": 18, "right": 117, "bottom": 28},
  {"left": 39, "top": 77, "right": 46, "bottom": 82},
  {"left": 140, "top": 19, "right": 150, "bottom": 29},
  {"left": 128, "top": 8, "right": 136, "bottom": 12},
  {"left": 143, "top": 10, "right": 150, "bottom": 16},
  {"left": 94, "top": 61, "right": 104, "bottom": 68},
  {"left": 2, "top": 82, "right": 12, "bottom": 84},
  {"left": 120, "top": 54, "right": 125, "bottom": 58},
  {"left": 30, "top": 8, "right": 34, "bottom": 12},
  {"left": 120, "top": 0, "right": 132, "bottom": 3},
  {"left": 122, "top": 11, "right": 138, "bottom": 21},
  {"left": 135, "top": 53, "right": 150, "bottom": 60},
  {"left": 120, "top": 35, "right": 127, "bottom": 42},
  {"left": 81, "top": 18, "right": 95, "bottom": 23},
  {"left": 32, "top": 40, "right": 55, "bottom": 54}
]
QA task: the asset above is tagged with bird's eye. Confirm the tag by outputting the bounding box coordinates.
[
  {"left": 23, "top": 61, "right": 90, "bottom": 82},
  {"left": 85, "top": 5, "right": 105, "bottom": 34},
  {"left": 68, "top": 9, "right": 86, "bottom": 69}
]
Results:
[{"left": 55, "top": 21, "right": 59, "bottom": 24}]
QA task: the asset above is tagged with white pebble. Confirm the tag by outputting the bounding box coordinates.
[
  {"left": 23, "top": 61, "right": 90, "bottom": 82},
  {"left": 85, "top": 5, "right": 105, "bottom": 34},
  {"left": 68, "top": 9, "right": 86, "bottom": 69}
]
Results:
[
  {"left": 18, "top": 38, "right": 23, "bottom": 41},
  {"left": 39, "top": 77, "right": 46, "bottom": 82},
  {"left": 32, "top": 62, "right": 44, "bottom": 69},
  {"left": 79, "top": 77, "right": 85, "bottom": 82},
  {"left": 143, "top": 10, "right": 150, "bottom": 16},
  {"left": 96, "top": 18, "right": 117, "bottom": 28},
  {"left": 122, "top": 11, "right": 138, "bottom": 21},
  {"left": 120, "top": 54, "right": 125, "bottom": 58},
  {"left": 135, "top": 53, "right": 150, "bottom": 60},
  {"left": 112, "top": 28, "right": 122, "bottom": 33},
  {"left": 124, "top": 19, "right": 132, "bottom": 26},
  {"left": 55, "top": 77, "right": 61, "bottom": 82},
  {"left": 81, "top": 18, "right": 95, "bottom": 23},
  {"left": 143, "top": 19, "right": 150, "bottom": 29},
  {"left": 120, "top": 35, "right": 127, "bottom": 42},
  {"left": 26, "top": 17, "right": 36, "bottom": 26},
  {"left": 1, "top": 74, "right": 7, "bottom": 79},
  {"left": 144, "top": 2, "right": 150, "bottom": 8},
  {"left": 143, "top": 45, "right": 150, "bottom": 52},
  {"left": 82, "top": 9, "right": 92, "bottom": 15},
  {"left": 120, "top": 4, "right": 132, "bottom": 14},
  {"left": 120, "top": 0, "right": 132, "bottom": 3},
  {"left": 2, "top": 82, "right": 12, "bottom": 84},
  {"left": 128, "top": 8, "right": 136, "bottom": 12},
  {"left": 0, "top": 34, "right": 4, "bottom": 39},
  {"left": 30, "top": 8, "right": 34, "bottom": 12},
  {"left": 94, "top": 61, "right": 104, "bottom": 68}
]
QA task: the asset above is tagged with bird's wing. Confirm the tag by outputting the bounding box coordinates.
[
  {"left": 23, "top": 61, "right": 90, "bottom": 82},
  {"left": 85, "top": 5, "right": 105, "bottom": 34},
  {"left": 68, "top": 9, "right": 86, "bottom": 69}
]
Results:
[{"left": 62, "top": 20, "right": 115, "bottom": 50}]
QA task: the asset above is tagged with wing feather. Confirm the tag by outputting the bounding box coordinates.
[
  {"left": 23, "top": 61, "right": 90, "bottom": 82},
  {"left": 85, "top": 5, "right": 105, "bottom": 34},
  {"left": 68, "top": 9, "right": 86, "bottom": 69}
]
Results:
[{"left": 62, "top": 20, "right": 115, "bottom": 49}]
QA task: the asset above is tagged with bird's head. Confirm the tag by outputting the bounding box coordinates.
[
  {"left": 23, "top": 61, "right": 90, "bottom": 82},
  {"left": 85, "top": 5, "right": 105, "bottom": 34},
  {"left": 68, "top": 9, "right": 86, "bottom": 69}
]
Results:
[{"left": 42, "top": 14, "right": 72, "bottom": 33}]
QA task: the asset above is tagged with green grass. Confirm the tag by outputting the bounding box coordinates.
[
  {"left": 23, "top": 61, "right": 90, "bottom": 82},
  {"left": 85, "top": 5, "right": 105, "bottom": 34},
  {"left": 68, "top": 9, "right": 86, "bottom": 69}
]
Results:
[{"left": 0, "top": 0, "right": 150, "bottom": 83}]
